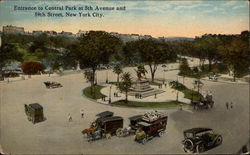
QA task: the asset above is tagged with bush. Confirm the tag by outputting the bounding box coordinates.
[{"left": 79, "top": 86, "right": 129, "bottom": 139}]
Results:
[{"left": 21, "top": 61, "right": 45, "bottom": 74}]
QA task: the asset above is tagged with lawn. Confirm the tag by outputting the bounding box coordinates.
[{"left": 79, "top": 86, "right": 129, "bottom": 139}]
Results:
[
  {"left": 169, "top": 81, "right": 203, "bottom": 101},
  {"left": 82, "top": 85, "right": 106, "bottom": 100},
  {"left": 111, "top": 100, "right": 186, "bottom": 108}
]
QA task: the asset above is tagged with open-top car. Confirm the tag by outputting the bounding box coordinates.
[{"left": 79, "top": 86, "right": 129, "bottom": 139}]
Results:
[
  {"left": 44, "top": 81, "right": 63, "bottom": 89},
  {"left": 182, "top": 128, "right": 222, "bottom": 153}
]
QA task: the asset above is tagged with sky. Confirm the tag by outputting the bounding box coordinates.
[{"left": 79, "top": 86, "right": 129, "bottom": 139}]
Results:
[{"left": 0, "top": 0, "right": 249, "bottom": 37}]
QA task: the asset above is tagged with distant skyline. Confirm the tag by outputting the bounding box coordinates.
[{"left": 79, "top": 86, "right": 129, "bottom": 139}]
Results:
[{"left": 0, "top": 0, "right": 249, "bottom": 37}]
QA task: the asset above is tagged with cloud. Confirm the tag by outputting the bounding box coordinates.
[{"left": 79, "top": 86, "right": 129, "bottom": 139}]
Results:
[
  {"left": 233, "top": 4, "right": 247, "bottom": 10},
  {"left": 225, "top": 1, "right": 238, "bottom": 6}
]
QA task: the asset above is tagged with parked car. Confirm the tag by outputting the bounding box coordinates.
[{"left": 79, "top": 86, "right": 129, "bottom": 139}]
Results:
[
  {"left": 24, "top": 103, "right": 45, "bottom": 124},
  {"left": 182, "top": 128, "right": 222, "bottom": 153},
  {"left": 44, "top": 81, "right": 63, "bottom": 88}
]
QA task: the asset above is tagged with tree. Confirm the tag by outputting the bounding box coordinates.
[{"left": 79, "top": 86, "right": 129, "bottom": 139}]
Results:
[
  {"left": 76, "top": 31, "right": 122, "bottom": 85},
  {"left": 122, "top": 41, "right": 141, "bottom": 65},
  {"left": 218, "top": 37, "right": 249, "bottom": 81},
  {"left": 195, "top": 35, "right": 221, "bottom": 71},
  {"left": 117, "top": 72, "right": 132, "bottom": 103},
  {"left": 135, "top": 39, "right": 175, "bottom": 82},
  {"left": 113, "top": 64, "right": 123, "bottom": 83},
  {"left": 0, "top": 43, "right": 24, "bottom": 72},
  {"left": 21, "top": 61, "right": 45, "bottom": 76},
  {"left": 84, "top": 70, "right": 95, "bottom": 94}
]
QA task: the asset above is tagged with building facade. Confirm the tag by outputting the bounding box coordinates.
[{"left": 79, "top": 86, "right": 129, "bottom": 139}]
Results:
[{"left": 3, "top": 25, "right": 25, "bottom": 34}]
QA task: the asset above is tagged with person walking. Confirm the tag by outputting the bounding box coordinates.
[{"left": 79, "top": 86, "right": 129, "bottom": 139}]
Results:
[
  {"left": 68, "top": 113, "right": 72, "bottom": 122},
  {"left": 230, "top": 102, "right": 233, "bottom": 109},
  {"left": 80, "top": 109, "right": 84, "bottom": 118},
  {"left": 226, "top": 102, "right": 229, "bottom": 110}
]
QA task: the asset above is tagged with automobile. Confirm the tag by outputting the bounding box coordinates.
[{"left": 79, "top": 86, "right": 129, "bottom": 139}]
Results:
[
  {"left": 134, "top": 111, "right": 168, "bottom": 144},
  {"left": 24, "top": 103, "right": 45, "bottom": 124},
  {"left": 44, "top": 81, "right": 63, "bottom": 88},
  {"left": 182, "top": 128, "right": 222, "bottom": 153}
]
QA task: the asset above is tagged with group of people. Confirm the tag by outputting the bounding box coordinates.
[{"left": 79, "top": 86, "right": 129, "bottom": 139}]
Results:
[
  {"left": 226, "top": 102, "right": 233, "bottom": 110},
  {"left": 68, "top": 109, "right": 84, "bottom": 122}
]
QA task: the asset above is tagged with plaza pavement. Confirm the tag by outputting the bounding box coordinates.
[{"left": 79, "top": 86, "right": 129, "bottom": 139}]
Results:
[{"left": 0, "top": 60, "right": 249, "bottom": 154}]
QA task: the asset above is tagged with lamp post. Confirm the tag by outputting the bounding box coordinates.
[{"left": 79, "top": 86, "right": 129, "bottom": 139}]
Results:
[
  {"left": 176, "top": 75, "right": 179, "bottom": 101},
  {"left": 109, "top": 85, "right": 112, "bottom": 104},
  {"left": 106, "top": 70, "right": 109, "bottom": 83}
]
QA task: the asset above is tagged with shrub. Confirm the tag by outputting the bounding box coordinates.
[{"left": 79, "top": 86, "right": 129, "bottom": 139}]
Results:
[{"left": 21, "top": 61, "right": 45, "bottom": 74}]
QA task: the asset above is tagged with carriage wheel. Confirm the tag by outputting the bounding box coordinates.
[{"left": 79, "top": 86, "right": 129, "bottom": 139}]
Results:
[
  {"left": 116, "top": 128, "right": 124, "bottom": 137},
  {"left": 158, "top": 131, "right": 165, "bottom": 137},
  {"left": 105, "top": 133, "right": 111, "bottom": 139}
]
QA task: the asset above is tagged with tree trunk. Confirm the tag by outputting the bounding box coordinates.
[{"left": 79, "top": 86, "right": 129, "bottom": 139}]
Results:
[
  {"left": 208, "top": 59, "right": 212, "bottom": 71},
  {"left": 149, "top": 64, "right": 157, "bottom": 82},
  {"left": 117, "top": 74, "right": 119, "bottom": 83},
  {"left": 92, "top": 68, "right": 96, "bottom": 85},
  {"left": 125, "top": 92, "right": 128, "bottom": 103}
]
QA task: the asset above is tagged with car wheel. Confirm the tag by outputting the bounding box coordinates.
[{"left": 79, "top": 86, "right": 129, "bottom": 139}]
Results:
[
  {"left": 183, "top": 139, "right": 194, "bottom": 151},
  {"left": 158, "top": 131, "right": 165, "bottom": 137},
  {"left": 141, "top": 138, "right": 147, "bottom": 144},
  {"left": 215, "top": 135, "right": 223, "bottom": 146},
  {"left": 196, "top": 143, "right": 205, "bottom": 153}
]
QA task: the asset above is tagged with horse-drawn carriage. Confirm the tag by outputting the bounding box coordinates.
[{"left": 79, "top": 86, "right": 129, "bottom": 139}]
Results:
[
  {"left": 191, "top": 93, "right": 214, "bottom": 110},
  {"left": 44, "top": 81, "right": 63, "bottom": 89},
  {"left": 81, "top": 111, "right": 168, "bottom": 144},
  {"left": 81, "top": 111, "right": 124, "bottom": 141}
]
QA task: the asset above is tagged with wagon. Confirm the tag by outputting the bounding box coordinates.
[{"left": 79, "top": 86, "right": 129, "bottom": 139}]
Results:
[
  {"left": 24, "top": 103, "right": 45, "bottom": 124},
  {"left": 82, "top": 111, "right": 123, "bottom": 141}
]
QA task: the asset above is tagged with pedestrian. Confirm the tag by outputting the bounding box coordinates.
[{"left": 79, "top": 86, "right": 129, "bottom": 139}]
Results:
[
  {"left": 179, "top": 104, "right": 183, "bottom": 110},
  {"left": 68, "top": 113, "right": 72, "bottom": 122},
  {"left": 165, "top": 83, "right": 167, "bottom": 88},
  {"left": 230, "top": 102, "right": 233, "bottom": 109},
  {"left": 80, "top": 109, "right": 84, "bottom": 118},
  {"left": 226, "top": 102, "right": 229, "bottom": 110}
]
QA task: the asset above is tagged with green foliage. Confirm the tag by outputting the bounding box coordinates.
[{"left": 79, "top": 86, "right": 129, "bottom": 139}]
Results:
[
  {"left": 84, "top": 70, "right": 95, "bottom": 86},
  {"left": 111, "top": 100, "right": 185, "bottom": 108},
  {"left": 169, "top": 81, "right": 203, "bottom": 101},
  {"left": 82, "top": 85, "right": 106, "bottom": 100},
  {"left": 218, "top": 37, "right": 249, "bottom": 80},
  {"left": 113, "top": 64, "right": 123, "bottom": 83},
  {"left": 117, "top": 72, "right": 133, "bottom": 102},
  {"left": 179, "top": 58, "right": 191, "bottom": 76},
  {"left": 21, "top": 61, "right": 45, "bottom": 74},
  {"left": 132, "top": 39, "right": 176, "bottom": 81},
  {"left": 77, "top": 31, "right": 122, "bottom": 69}
]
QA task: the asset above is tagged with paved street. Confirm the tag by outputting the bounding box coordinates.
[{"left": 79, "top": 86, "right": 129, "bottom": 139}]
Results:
[{"left": 0, "top": 66, "right": 249, "bottom": 154}]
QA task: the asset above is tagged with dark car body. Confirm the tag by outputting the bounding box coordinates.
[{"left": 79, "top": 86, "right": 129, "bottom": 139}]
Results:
[
  {"left": 182, "top": 128, "right": 222, "bottom": 153},
  {"left": 44, "top": 81, "right": 63, "bottom": 88},
  {"left": 24, "top": 103, "right": 45, "bottom": 124}
]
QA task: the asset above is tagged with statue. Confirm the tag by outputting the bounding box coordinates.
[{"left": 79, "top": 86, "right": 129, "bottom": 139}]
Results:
[{"left": 135, "top": 65, "right": 147, "bottom": 80}]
